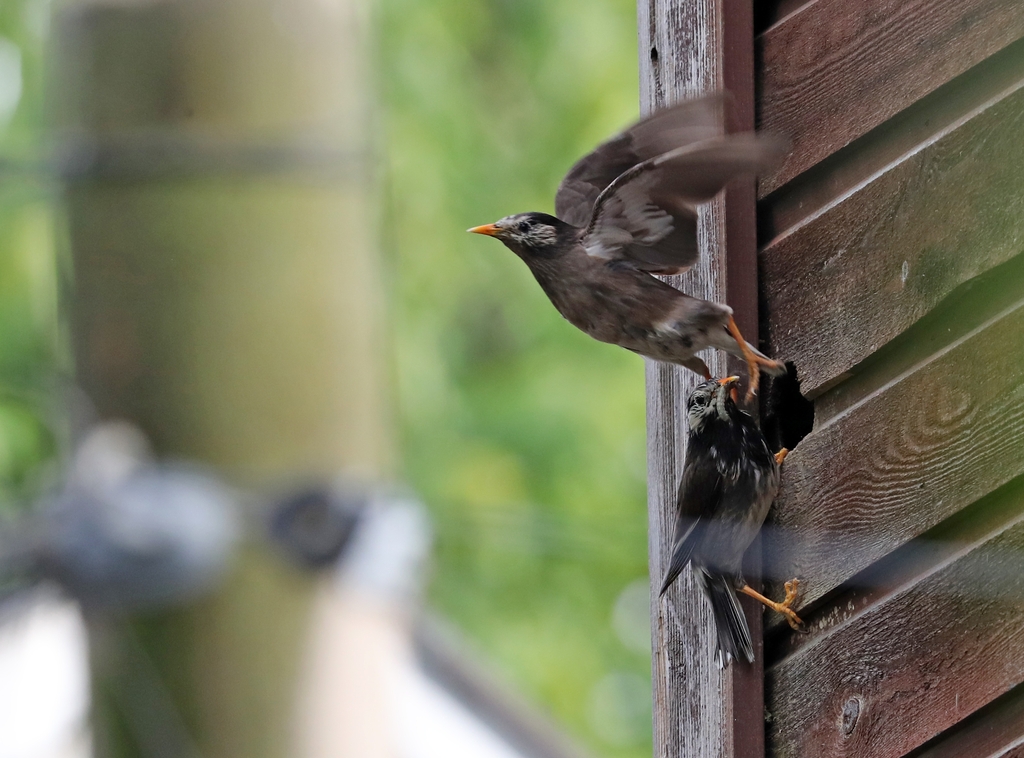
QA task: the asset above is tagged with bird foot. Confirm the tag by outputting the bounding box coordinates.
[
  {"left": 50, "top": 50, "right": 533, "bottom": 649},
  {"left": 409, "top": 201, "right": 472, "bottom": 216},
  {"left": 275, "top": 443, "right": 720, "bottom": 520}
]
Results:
[
  {"left": 775, "top": 448, "right": 789, "bottom": 466},
  {"left": 725, "top": 317, "right": 783, "bottom": 402},
  {"left": 740, "top": 580, "right": 807, "bottom": 633},
  {"left": 778, "top": 580, "right": 806, "bottom": 632}
]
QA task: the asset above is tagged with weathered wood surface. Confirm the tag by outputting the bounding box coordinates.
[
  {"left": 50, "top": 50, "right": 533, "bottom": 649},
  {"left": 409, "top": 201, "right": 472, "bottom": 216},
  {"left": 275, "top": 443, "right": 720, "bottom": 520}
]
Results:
[
  {"left": 766, "top": 492, "right": 1024, "bottom": 758},
  {"left": 768, "top": 471, "right": 1024, "bottom": 658},
  {"left": 757, "top": 0, "right": 1024, "bottom": 195},
  {"left": 641, "top": 1, "right": 765, "bottom": 757},
  {"left": 761, "top": 77, "right": 1024, "bottom": 395},
  {"left": 760, "top": 37, "right": 1024, "bottom": 246},
  {"left": 911, "top": 685, "right": 1024, "bottom": 758},
  {"left": 809, "top": 251, "right": 1024, "bottom": 434},
  {"left": 752, "top": 2, "right": 1024, "bottom": 756},
  {"left": 764, "top": 295, "right": 1024, "bottom": 614}
]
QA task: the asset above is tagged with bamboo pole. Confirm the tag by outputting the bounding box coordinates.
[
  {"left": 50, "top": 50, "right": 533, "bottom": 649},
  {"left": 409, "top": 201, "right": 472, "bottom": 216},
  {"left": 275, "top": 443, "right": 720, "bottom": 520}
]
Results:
[{"left": 50, "top": 0, "right": 389, "bottom": 755}]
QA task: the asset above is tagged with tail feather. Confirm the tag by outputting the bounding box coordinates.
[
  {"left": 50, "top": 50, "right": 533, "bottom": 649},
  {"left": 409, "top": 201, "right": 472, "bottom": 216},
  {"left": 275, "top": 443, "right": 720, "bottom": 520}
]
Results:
[
  {"left": 697, "top": 569, "right": 753, "bottom": 667},
  {"left": 659, "top": 549, "right": 689, "bottom": 596},
  {"left": 659, "top": 520, "right": 703, "bottom": 597}
]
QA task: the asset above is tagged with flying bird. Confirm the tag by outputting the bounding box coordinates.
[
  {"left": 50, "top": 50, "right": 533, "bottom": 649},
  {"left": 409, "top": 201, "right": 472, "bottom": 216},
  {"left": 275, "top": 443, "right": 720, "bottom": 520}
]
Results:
[
  {"left": 659, "top": 376, "right": 803, "bottom": 667},
  {"left": 469, "top": 95, "right": 787, "bottom": 397}
]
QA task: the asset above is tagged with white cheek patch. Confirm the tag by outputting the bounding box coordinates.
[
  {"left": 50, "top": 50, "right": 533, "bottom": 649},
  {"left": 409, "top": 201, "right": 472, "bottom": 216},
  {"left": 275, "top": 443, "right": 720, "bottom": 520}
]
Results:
[
  {"left": 527, "top": 225, "right": 559, "bottom": 246},
  {"left": 510, "top": 223, "right": 559, "bottom": 248},
  {"left": 687, "top": 400, "right": 714, "bottom": 430}
]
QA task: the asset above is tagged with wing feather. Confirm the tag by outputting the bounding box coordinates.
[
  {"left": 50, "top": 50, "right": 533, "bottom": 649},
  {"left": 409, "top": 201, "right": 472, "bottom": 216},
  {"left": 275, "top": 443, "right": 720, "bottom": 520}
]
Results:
[
  {"left": 584, "top": 134, "right": 788, "bottom": 274},
  {"left": 659, "top": 447, "right": 723, "bottom": 595},
  {"left": 554, "top": 94, "right": 727, "bottom": 228}
]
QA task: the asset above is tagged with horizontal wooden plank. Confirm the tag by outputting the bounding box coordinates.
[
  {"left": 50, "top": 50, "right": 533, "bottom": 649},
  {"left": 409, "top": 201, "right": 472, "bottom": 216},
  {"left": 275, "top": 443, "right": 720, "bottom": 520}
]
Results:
[
  {"left": 763, "top": 296, "right": 1024, "bottom": 613},
  {"left": 757, "top": 0, "right": 1024, "bottom": 195},
  {"left": 808, "top": 251, "right": 1024, "bottom": 434},
  {"left": 760, "top": 37, "right": 1024, "bottom": 245},
  {"left": 766, "top": 499, "right": 1024, "bottom": 758},
  {"left": 766, "top": 473, "right": 1024, "bottom": 658},
  {"left": 910, "top": 685, "right": 1024, "bottom": 758},
  {"left": 761, "top": 78, "right": 1024, "bottom": 394}
]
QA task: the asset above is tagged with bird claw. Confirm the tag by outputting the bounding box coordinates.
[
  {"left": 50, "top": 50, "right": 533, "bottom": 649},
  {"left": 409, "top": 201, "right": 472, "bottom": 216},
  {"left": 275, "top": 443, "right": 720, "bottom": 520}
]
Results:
[
  {"left": 742, "top": 354, "right": 761, "bottom": 402},
  {"left": 725, "top": 316, "right": 783, "bottom": 402},
  {"left": 775, "top": 448, "right": 789, "bottom": 466},
  {"left": 779, "top": 579, "right": 807, "bottom": 633},
  {"left": 739, "top": 581, "right": 808, "bottom": 633}
]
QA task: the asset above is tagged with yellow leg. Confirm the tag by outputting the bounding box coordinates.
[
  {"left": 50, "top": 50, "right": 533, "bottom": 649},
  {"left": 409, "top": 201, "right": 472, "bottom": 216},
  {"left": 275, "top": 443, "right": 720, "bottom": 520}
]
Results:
[
  {"left": 775, "top": 448, "right": 789, "bottom": 466},
  {"left": 725, "top": 316, "right": 783, "bottom": 401},
  {"left": 740, "top": 579, "right": 806, "bottom": 632}
]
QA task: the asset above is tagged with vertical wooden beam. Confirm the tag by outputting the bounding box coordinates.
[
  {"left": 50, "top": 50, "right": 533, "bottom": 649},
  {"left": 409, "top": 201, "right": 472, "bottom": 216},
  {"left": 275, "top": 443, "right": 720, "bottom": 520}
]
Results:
[
  {"left": 639, "top": 1, "right": 763, "bottom": 757},
  {"left": 51, "top": 1, "right": 388, "bottom": 756}
]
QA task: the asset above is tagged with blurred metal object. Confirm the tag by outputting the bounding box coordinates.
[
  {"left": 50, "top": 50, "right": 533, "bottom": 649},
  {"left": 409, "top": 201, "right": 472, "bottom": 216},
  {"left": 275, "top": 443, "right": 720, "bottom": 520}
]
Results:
[
  {"left": 338, "top": 490, "right": 432, "bottom": 604},
  {"left": 292, "top": 488, "right": 431, "bottom": 758},
  {"left": 0, "top": 422, "right": 239, "bottom": 611},
  {"left": 266, "top": 482, "right": 432, "bottom": 600},
  {"left": 413, "top": 614, "right": 595, "bottom": 758},
  {"left": 266, "top": 485, "right": 430, "bottom": 602},
  {"left": 267, "top": 485, "right": 366, "bottom": 570}
]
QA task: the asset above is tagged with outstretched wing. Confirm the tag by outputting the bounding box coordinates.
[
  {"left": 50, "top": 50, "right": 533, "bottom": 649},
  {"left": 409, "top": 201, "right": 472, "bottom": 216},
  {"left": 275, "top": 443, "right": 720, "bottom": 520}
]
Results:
[
  {"left": 659, "top": 446, "right": 724, "bottom": 595},
  {"left": 554, "top": 95, "right": 727, "bottom": 229},
  {"left": 583, "top": 134, "right": 788, "bottom": 275}
]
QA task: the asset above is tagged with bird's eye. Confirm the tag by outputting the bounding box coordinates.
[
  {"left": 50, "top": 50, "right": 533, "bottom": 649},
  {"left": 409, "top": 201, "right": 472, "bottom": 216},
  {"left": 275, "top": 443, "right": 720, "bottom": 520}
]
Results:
[{"left": 517, "top": 221, "right": 529, "bottom": 232}]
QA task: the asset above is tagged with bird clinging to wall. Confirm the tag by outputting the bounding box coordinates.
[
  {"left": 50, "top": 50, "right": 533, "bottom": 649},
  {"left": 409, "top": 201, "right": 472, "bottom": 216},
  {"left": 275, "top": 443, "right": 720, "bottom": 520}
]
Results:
[
  {"left": 659, "top": 377, "right": 802, "bottom": 667},
  {"left": 469, "top": 94, "right": 787, "bottom": 397}
]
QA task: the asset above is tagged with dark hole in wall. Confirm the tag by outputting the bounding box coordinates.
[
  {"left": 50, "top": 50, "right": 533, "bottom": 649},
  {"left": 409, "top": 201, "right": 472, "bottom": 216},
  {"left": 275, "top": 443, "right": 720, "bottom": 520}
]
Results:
[
  {"left": 761, "top": 362, "right": 814, "bottom": 452},
  {"left": 753, "top": 2, "right": 777, "bottom": 34},
  {"left": 754, "top": 0, "right": 812, "bottom": 34}
]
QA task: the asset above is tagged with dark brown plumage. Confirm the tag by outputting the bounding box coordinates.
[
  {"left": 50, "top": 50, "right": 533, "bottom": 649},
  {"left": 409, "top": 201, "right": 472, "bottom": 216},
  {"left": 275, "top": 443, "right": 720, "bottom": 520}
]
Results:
[
  {"left": 469, "top": 94, "right": 787, "bottom": 395},
  {"left": 659, "top": 376, "right": 803, "bottom": 667}
]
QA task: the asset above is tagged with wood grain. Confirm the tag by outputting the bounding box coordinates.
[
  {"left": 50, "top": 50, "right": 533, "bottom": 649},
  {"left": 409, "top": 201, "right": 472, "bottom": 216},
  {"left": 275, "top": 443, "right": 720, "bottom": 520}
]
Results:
[
  {"left": 757, "top": 0, "right": 1024, "bottom": 195},
  {"left": 760, "top": 37, "right": 1024, "bottom": 245},
  {"left": 910, "top": 685, "right": 1024, "bottom": 758},
  {"left": 764, "top": 296, "right": 1024, "bottom": 613},
  {"left": 767, "top": 473, "right": 1024, "bottom": 660},
  {"left": 641, "top": 1, "right": 764, "bottom": 757},
  {"left": 761, "top": 79, "right": 1024, "bottom": 395},
  {"left": 766, "top": 502, "right": 1024, "bottom": 758}
]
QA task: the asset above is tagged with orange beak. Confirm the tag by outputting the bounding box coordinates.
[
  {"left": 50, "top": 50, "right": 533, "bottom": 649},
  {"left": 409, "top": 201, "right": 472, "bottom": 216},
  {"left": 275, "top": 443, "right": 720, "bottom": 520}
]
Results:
[
  {"left": 467, "top": 223, "right": 501, "bottom": 237},
  {"left": 718, "top": 375, "right": 740, "bottom": 404}
]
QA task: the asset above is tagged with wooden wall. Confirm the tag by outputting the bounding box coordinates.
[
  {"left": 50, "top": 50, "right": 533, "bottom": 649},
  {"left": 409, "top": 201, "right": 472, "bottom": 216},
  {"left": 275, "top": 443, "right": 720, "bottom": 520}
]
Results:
[
  {"left": 641, "top": 2, "right": 766, "bottom": 757},
  {"left": 644, "top": 1, "right": 1024, "bottom": 756},
  {"left": 754, "top": 1, "right": 1024, "bottom": 756}
]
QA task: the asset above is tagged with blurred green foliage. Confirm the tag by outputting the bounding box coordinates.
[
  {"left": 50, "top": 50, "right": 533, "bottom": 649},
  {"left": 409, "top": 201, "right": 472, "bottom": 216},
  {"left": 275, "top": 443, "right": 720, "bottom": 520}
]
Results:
[
  {"left": 378, "top": 0, "right": 653, "bottom": 755},
  {"left": 0, "top": 0, "right": 59, "bottom": 508}
]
